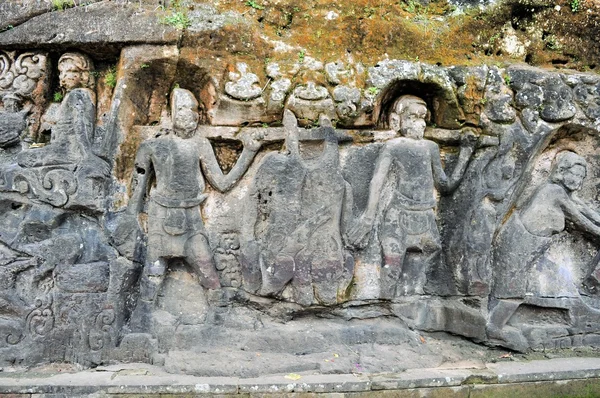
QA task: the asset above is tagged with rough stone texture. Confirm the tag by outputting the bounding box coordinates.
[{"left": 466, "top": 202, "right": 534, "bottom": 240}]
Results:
[
  {"left": 2, "top": 358, "right": 600, "bottom": 396},
  {"left": 0, "top": 3, "right": 180, "bottom": 58},
  {"left": 2, "top": 0, "right": 600, "bottom": 379}
]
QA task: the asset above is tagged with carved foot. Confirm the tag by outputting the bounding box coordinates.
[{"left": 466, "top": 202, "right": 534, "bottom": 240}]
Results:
[{"left": 487, "top": 324, "right": 529, "bottom": 353}]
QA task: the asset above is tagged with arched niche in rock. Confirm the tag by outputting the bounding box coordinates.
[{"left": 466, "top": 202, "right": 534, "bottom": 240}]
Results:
[
  {"left": 373, "top": 79, "right": 465, "bottom": 130},
  {"left": 112, "top": 56, "right": 217, "bottom": 193}
]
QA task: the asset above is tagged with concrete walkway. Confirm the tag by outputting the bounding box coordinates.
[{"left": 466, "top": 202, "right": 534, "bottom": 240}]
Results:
[{"left": 2, "top": 357, "right": 600, "bottom": 397}]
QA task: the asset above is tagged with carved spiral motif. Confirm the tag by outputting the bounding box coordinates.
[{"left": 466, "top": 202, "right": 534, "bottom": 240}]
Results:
[
  {"left": 41, "top": 169, "right": 77, "bottom": 207},
  {"left": 88, "top": 308, "right": 116, "bottom": 351},
  {"left": 0, "top": 52, "right": 14, "bottom": 90},
  {"left": 0, "top": 51, "right": 46, "bottom": 97},
  {"left": 25, "top": 296, "right": 54, "bottom": 338},
  {"left": 6, "top": 331, "right": 24, "bottom": 345}
]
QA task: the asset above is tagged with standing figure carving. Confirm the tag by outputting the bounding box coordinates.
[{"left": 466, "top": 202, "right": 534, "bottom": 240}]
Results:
[
  {"left": 243, "top": 111, "right": 354, "bottom": 306},
  {"left": 119, "top": 88, "right": 261, "bottom": 329},
  {"left": 348, "top": 95, "right": 476, "bottom": 298},
  {"left": 488, "top": 151, "right": 600, "bottom": 351}
]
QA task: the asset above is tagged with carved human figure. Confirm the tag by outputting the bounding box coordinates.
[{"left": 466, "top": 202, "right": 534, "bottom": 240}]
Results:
[
  {"left": 0, "top": 94, "right": 29, "bottom": 148},
  {"left": 348, "top": 95, "right": 476, "bottom": 298},
  {"left": 3, "top": 53, "right": 110, "bottom": 209},
  {"left": 122, "top": 88, "right": 261, "bottom": 328},
  {"left": 488, "top": 151, "right": 600, "bottom": 350},
  {"left": 17, "top": 53, "right": 105, "bottom": 172},
  {"left": 242, "top": 111, "right": 354, "bottom": 306}
]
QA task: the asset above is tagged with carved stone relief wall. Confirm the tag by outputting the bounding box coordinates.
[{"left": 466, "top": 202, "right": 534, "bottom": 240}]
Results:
[{"left": 1, "top": 45, "right": 600, "bottom": 371}]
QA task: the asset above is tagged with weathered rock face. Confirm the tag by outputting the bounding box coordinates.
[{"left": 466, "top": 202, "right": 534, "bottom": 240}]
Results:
[{"left": 2, "top": 1, "right": 600, "bottom": 376}]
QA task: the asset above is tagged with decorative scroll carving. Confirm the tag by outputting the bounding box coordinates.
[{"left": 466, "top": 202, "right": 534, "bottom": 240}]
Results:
[
  {"left": 0, "top": 51, "right": 47, "bottom": 148},
  {"left": 225, "top": 63, "right": 262, "bottom": 101},
  {"left": 25, "top": 295, "right": 54, "bottom": 338},
  {"left": 0, "top": 51, "right": 47, "bottom": 98},
  {"left": 88, "top": 308, "right": 116, "bottom": 351}
]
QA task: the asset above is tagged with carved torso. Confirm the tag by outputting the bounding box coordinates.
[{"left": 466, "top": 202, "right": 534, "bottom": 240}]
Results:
[
  {"left": 386, "top": 137, "right": 436, "bottom": 209},
  {"left": 146, "top": 135, "right": 205, "bottom": 202}
]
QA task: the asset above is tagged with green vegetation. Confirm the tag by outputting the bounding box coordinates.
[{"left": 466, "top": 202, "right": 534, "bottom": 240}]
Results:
[
  {"left": 160, "top": 0, "right": 191, "bottom": 29},
  {"left": 105, "top": 66, "right": 117, "bottom": 89},
  {"left": 367, "top": 86, "right": 380, "bottom": 95},
  {"left": 488, "top": 32, "right": 501, "bottom": 46},
  {"left": 140, "top": 63, "right": 150, "bottom": 69},
  {"left": 503, "top": 74, "right": 511, "bottom": 86},
  {"left": 52, "top": 0, "right": 74, "bottom": 10},
  {"left": 162, "top": 11, "right": 191, "bottom": 29},
  {"left": 570, "top": 0, "right": 581, "bottom": 12},
  {"left": 298, "top": 49, "right": 306, "bottom": 63},
  {"left": 403, "top": 0, "right": 422, "bottom": 14},
  {"left": 53, "top": 92, "right": 64, "bottom": 102},
  {"left": 246, "top": 0, "right": 265, "bottom": 10},
  {"left": 546, "top": 35, "right": 561, "bottom": 51}
]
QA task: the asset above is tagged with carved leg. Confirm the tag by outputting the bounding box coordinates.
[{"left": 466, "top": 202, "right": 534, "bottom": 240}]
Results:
[
  {"left": 185, "top": 233, "right": 221, "bottom": 290},
  {"left": 380, "top": 237, "right": 406, "bottom": 300},
  {"left": 130, "top": 255, "right": 167, "bottom": 332},
  {"left": 487, "top": 299, "right": 529, "bottom": 352}
]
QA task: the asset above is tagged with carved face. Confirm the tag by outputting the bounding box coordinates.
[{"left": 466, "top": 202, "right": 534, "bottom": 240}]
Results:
[
  {"left": 172, "top": 102, "right": 199, "bottom": 139},
  {"left": 59, "top": 66, "right": 85, "bottom": 91},
  {"left": 397, "top": 103, "right": 427, "bottom": 139},
  {"left": 562, "top": 164, "right": 586, "bottom": 192}
]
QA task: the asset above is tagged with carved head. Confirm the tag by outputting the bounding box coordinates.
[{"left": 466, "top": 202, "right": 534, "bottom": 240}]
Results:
[
  {"left": 1, "top": 93, "right": 21, "bottom": 113},
  {"left": 389, "top": 95, "right": 427, "bottom": 139},
  {"left": 58, "top": 53, "right": 95, "bottom": 91},
  {"left": 170, "top": 88, "right": 199, "bottom": 139},
  {"left": 541, "top": 78, "right": 576, "bottom": 122},
  {"left": 551, "top": 151, "right": 587, "bottom": 192}
]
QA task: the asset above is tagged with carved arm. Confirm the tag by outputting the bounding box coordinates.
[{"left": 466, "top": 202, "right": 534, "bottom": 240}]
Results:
[{"left": 199, "top": 135, "right": 261, "bottom": 193}]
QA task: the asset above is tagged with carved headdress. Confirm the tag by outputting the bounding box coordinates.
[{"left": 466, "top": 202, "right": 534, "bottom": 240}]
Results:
[
  {"left": 551, "top": 151, "right": 587, "bottom": 184},
  {"left": 58, "top": 52, "right": 95, "bottom": 89}
]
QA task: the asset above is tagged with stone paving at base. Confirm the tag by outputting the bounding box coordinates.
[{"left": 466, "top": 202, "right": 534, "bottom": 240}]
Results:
[{"left": 2, "top": 357, "right": 600, "bottom": 397}]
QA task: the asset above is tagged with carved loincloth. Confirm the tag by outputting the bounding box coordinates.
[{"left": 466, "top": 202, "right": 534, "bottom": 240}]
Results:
[
  {"left": 492, "top": 212, "right": 552, "bottom": 299},
  {"left": 146, "top": 194, "right": 208, "bottom": 258},
  {"left": 380, "top": 195, "right": 440, "bottom": 251}
]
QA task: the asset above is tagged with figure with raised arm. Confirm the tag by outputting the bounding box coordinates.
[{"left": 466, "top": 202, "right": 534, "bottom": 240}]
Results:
[
  {"left": 348, "top": 95, "right": 476, "bottom": 298},
  {"left": 119, "top": 88, "right": 261, "bottom": 329},
  {"left": 488, "top": 151, "right": 600, "bottom": 351}
]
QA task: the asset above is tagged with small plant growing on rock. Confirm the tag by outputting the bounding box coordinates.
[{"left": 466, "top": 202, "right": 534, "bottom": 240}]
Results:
[
  {"left": 53, "top": 92, "right": 64, "bottom": 102},
  {"left": 367, "top": 87, "right": 380, "bottom": 95},
  {"left": 140, "top": 63, "right": 150, "bottom": 69},
  {"left": 503, "top": 74, "right": 511, "bottom": 86},
  {"left": 246, "top": 0, "right": 265, "bottom": 10},
  {"left": 105, "top": 66, "right": 117, "bottom": 89},
  {"left": 570, "top": 0, "right": 580, "bottom": 12},
  {"left": 163, "top": 11, "right": 191, "bottom": 29},
  {"left": 298, "top": 49, "right": 306, "bottom": 63},
  {"left": 52, "top": 0, "right": 74, "bottom": 10}
]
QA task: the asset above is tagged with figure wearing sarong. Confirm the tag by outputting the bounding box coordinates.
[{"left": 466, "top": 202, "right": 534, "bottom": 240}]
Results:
[
  {"left": 242, "top": 111, "right": 354, "bottom": 305},
  {"left": 118, "top": 88, "right": 261, "bottom": 329},
  {"left": 488, "top": 151, "right": 600, "bottom": 351},
  {"left": 348, "top": 95, "right": 476, "bottom": 298}
]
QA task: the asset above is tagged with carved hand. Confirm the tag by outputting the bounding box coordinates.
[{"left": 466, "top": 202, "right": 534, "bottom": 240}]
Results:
[
  {"left": 346, "top": 215, "right": 374, "bottom": 249},
  {"left": 16, "top": 150, "right": 39, "bottom": 168},
  {"left": 112, "top": 212, "right": 141, "bottom": 259},
  {"left": 241, "top": 131, "right": 264, "bottom": 152},
  {"left": 460, "top": 128, "right": 478, "bottom": 150},
  {"left": 81, "top": 154, "right": 111, "bottom": 177}
]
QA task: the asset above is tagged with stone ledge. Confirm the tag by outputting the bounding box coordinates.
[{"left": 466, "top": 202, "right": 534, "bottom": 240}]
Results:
[{"left": 1, "top": 358, "right": 600, "bottom": 396}]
